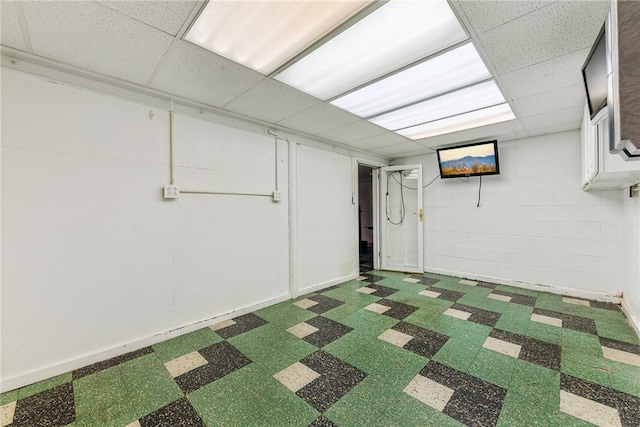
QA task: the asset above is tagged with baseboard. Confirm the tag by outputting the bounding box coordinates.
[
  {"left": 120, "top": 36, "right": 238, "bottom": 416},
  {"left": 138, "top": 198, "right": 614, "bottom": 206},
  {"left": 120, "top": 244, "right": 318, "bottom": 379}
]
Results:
[
  {"left": 298, "top": 273, "right": 358, "bottom": 295},
  {"left": 423, "top": 267, "right": 623, "bottom": 303},
  {"left": 621, "top": 297, "right": 640, "bottom": 339},
  {"left": 0, "top": 294, "right": 290, "bottom": 393}
]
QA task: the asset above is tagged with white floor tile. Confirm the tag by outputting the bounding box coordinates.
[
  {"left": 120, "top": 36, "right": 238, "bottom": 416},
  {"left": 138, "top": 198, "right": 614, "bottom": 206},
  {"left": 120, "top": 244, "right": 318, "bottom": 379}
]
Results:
[
  {"left": 0, "top": 401, "right": 16, "bottom": 427},
  {"left": 483, "top": 337, "right": 521, "bottom": 358},
  {"left": 402, "top": 278, "right": 421, "bottom": 283},
  {"left": 364, "top": 303, "right": 391, "bottom": 314},
  {"left": 444, "top": 308, "right": 471, "bottom": 320},
  {"left": 560, "top": 390, "right": 622, "bottom": 427},
  {"left": 209, "top": 319, "right": 237, "bottom": 331},
  {"left": 602, "top": 346, "right": 640, "bottom": 368},
  {"left": 286, "top": 322, "right": 319, "bottom": 339},
  {"left": 419, "top": 290, "right": 441, "bottom": 299},
  {"left": 531, "top": 313, "right": 562, "bottom": 327},
  {"left": 378, "top": 329, "right": 413, "bottom": 348},
  {"left": 403, "top": 375, "right": 454, "bottom": 412},
  {"left": 459, "top": 279, "right": 478, "bottom": 286},
  {"left": 563, "top": 297, "right": 590, "bottom": 306},
  {"left": 273, "top": 362, "right": 320, "bottom": 393},
  {"left": 164, "top": 351, "right": 208, "bottom": 378},
  {"left": 488, "top": 293, "right": 512, "bottom": 302},
  {"left": 293, "top": 299, "right": 319, "bottom": 309},
  {"left": 356, "top": 286, "right": 377, "bottom": 294}
]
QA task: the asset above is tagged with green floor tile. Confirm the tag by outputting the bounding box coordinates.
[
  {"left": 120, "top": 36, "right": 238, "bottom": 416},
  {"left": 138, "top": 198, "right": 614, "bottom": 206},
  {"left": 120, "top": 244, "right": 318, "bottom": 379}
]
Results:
[
  {"left": 254, "top": 303, "right": 317, "bottom": 328},
  {"left": 403, "top": 307, "right": 445, "bottom": 329},
  {"left": 432, "top": 334, "right": 484, "bottom": 373},
  {"left": 509, "top": 361, "right": 560, "bottom": 407},
  {"left": 496, "top": 390, "right": 560, "bottom": 427},
  {"left": 561, "top": 346, "right": 607, "bottom": 371},
  {"left": 188, "top": 376, "right": 268, "bottom": 427},
  {"left": 152, "top": 327, "right": 221, "bottom": 363},
  {"left": 235, "top": 330, "right": 316, "bottom": 374},
  {"left": 561, "top": 328, "right": 601, "bottom": 349},
  {"left": 17, "top": 372, "right": 72, "bottom": 400},
  {"left": 324, "top": 287, "right": 380, "bottom": 308},
  {"left": 456, "top": 295, "right": 509, "bottom": 314},
  {"left": 467, "top": 348, "right": 517, "bottom": 388},
  {"left": 118, "top": 355, "right": 184, "bottom": 421},
  {"left": 340, "top": 309, "right": 399, "bottom": 337},
  {"left": 370, "top": 347, "right": 428, "bottom": 389},
  {"left": 73, "top": 354, "right": 182, "bottom": 427},
  {"left": 321, "top": 302, "right": 362, "bottom": 321},
  {"left": 374, "top": 391, "right": 443, "bottom": 426},
  {"left": 0, "top": 389, "right": 19, "bottom": 405},
  {"left": 324, "top": 377, "right": 398, "bottom": 426},
  {"left": 526, "top": 321, "right": 562, "bottom": 345},
  {"left": 604, "top": 358, "right": 640, "bottom": 397},
  {"left": 561, "top": 359, "right": 610, "bottom": 386}
]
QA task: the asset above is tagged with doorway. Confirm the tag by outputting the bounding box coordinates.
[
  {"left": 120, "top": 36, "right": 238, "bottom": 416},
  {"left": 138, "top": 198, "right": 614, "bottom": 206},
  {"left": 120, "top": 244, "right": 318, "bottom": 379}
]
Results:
[{"left": 358, "top": 165, "right": 375, "bottom": 272}]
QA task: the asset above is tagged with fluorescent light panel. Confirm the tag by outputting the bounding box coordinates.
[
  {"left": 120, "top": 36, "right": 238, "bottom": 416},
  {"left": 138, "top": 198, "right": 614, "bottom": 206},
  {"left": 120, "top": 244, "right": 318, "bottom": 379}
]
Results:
[
  {"left": 274, "top": 0, "right": 467, "bottom": 100},
  {"left": 331, "top": 43, "right": 491, "bottom": 118},
  {"left": 370, "top": 80, "right": 507, "bottom": 131},
  {"left": 184, "top": 0, "right": 371, "bottom": 75},
  {"left": 398, "top": 103, "right": 516, "bottom": 140}
]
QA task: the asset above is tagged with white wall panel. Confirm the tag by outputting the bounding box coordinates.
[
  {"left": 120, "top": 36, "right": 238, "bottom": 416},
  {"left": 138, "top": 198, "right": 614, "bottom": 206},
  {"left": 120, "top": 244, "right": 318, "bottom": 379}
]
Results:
[
  {"left": 296, "top": 145, "right": 356, "bottom": 292},
  {"left": 398, "top": 131, "right": 626, "bottom": 298},
  {"left": 1, "top": 70, "right": 289, "bottom": 389}
]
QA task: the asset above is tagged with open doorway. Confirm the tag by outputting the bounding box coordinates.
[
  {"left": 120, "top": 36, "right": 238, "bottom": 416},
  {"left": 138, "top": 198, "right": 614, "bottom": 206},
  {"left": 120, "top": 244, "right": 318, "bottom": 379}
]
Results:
[{"left": 358, "top": 165, "right": 375, "bottom": 272}]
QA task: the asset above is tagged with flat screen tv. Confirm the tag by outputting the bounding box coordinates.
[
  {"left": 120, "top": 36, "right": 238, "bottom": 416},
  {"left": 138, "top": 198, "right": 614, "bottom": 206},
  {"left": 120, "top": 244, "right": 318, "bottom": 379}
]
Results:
[
  {"left": 436, "top": 140, "right": 500, "bottom": 179},
  {"left": 581, "top": 22, "right": 608, "bottom": 120}
]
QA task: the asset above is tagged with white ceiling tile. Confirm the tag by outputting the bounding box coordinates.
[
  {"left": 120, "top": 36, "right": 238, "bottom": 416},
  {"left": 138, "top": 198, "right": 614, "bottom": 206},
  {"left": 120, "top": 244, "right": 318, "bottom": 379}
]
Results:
[
  {"left": 520, "top": 106, "right": 584, "bottom": 131},
  {"left": 478, "top": 0, "right": 610, "bottom": 74},
  {"left": 348, "top": 133, "right": 409, "bottom": 150},
  {"left": 370, "top": 142, "right": 426, "bottom": 158},
  {"left": 23, "top": 1, "right": 173, "bottom": 85},
  {"left": 458, "top": 0, "right": 555, "bottom": 35},
  {"left": 526, "top": 121, "right": 582, "bottom": 138},
  {"left": 514, "top": 84, "right": 586, "bottom": 118},
  {"left": 1, "top": 1, "right": 26, "bottom": 50},
  {"left": 150, "top": 41, "right": 265, "bottom": 108},
  {"left": 96, "top": 0, "right": 199, "bottom": 36},
  {"left": 223, "top": 79, "right": 320, "bottom": 124},
  {"left": 499, "top": 49, "right": 589, "bottom": 100},
  {"left": 316, "top": 120, "right": 388, "bottom": 144},
  {"left": 276, "top": 104, "right": 361, "bottom": 135},
  {"left": 413, "top": 119, "right": 525, "bottom": 148}
]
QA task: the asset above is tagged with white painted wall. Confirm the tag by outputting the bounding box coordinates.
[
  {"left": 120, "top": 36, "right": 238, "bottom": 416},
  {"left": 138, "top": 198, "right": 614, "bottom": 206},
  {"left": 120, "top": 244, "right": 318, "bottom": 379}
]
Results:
[
  {"left": 622, "top": 190, "right": 640, "bottom": 332},
  {"left": 296, "top": 145, "right": 357, "bottom": 293},
  {"left": 398, "top": 131, "right": 626, "bottom": 300},
  {"left": 1, "top": 70, "right": 290, "bottom": 389}
]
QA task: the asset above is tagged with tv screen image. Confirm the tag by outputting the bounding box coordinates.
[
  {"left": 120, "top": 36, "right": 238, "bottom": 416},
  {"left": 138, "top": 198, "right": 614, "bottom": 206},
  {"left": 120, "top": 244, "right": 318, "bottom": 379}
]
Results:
[
  {"left": 436, "top": 140, "right": 500, "bottom": 179},
  {"left": 581, "top": 22, "right": 608, "bottom": 120}
]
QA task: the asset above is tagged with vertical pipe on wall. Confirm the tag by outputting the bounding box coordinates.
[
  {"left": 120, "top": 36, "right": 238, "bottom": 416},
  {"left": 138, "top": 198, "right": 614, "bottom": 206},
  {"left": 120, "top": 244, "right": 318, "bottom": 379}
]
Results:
[
  {"left": 169, "top": 98, "right": 175, "bottom": 185},
  {"left": 288, "top": 140, "right": 299, "bottom": 298}
]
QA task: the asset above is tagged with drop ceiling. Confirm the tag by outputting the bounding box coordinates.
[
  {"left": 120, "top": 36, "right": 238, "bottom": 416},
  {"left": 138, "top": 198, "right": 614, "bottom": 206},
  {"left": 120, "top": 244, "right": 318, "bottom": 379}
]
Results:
[{"left": 0, "top": 0, "right": 611, "bottom": 160}]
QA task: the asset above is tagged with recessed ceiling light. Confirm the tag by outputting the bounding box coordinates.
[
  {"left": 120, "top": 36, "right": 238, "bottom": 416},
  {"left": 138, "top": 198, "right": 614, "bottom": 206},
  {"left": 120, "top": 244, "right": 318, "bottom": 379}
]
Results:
[
  {"left": 331, "top": 42, "right": 491, "bottom": 118},
  {"left": 397, "top": 103, "right": 516, "bottom": 140},
  {"left": 274, "top": 0, "right": 467, "bottom": 100},
  {"left": 369, "top": 80, "right": 507, "bottom": 131},
  {"left": 184, "top": 0, "right": 372, "bottom": 75}
]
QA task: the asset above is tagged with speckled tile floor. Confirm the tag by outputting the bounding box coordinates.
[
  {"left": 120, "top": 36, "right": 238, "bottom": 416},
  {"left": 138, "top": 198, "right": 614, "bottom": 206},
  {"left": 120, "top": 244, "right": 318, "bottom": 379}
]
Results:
[{"left": 2, "top": 270, "right": 640, "bottom": 426}]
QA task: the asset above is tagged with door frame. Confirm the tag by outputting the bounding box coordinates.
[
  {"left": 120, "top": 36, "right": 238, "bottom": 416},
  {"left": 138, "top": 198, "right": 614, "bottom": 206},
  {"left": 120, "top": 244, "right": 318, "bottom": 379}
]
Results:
[
  {"left": 353, "top": 158, "right": 385, "bottom": 272},
  {"left": 379, "top": 164, "right": 424, "bottom": 273}
]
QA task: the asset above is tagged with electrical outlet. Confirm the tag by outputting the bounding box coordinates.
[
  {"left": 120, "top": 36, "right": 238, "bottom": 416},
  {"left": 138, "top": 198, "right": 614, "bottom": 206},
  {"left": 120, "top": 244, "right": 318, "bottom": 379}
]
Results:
[
  {"left": 164, "top": 184, "right": 180, "bottom": 199},
  {"left": 273, "top": 191, "right": 283, "bottom": 202}
]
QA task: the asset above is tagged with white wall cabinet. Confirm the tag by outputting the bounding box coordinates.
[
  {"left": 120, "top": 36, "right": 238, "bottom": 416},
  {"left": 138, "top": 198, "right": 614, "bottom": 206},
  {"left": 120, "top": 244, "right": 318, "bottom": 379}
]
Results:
[{"left": 581, "top": 104, "right": 640, "bottom": 190}]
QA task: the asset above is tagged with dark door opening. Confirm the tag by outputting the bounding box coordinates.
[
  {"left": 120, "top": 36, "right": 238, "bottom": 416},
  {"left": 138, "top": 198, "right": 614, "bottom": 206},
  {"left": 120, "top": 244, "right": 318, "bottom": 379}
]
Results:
[{"left": 358, "top": 165, "right": 374, "bottom": 272}]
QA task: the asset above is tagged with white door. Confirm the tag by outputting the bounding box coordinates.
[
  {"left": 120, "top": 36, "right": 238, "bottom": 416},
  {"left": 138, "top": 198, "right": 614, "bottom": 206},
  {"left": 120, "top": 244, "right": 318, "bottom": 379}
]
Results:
[{"left": 380, "top": 165, "right": 424, "bottom": 273}]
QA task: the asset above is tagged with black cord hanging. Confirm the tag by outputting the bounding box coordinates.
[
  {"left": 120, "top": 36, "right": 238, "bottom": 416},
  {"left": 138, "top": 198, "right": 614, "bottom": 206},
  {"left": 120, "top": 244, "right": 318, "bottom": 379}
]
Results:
[{"left": 477, "top": 175, "right": 482, "bottom": 207}]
